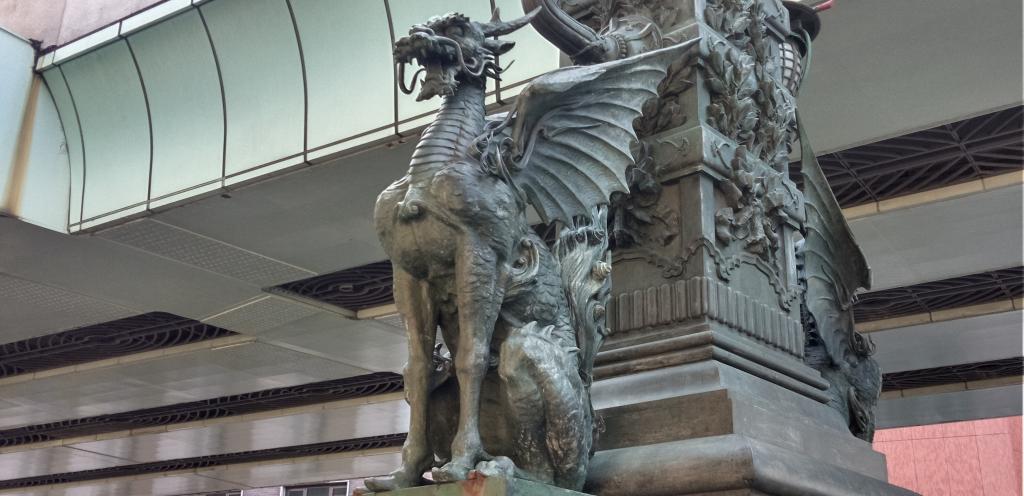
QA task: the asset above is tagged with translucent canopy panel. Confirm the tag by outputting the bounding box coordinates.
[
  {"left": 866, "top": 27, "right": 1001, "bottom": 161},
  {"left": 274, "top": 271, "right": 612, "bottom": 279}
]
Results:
[
  {"left": 59, "top": 41, "right": 151, "bottom": 223},
  {"left": 199, "top": 0, "right": 305, "bottom": 176},
  {"left": 127, "top": 10, "right": 224, "bottom": 201},
  {"left": 35, "top": 0, "right": 561, "bottom": 233},
  {"left": 290, "top": 0, "right": 395, "bottom": 155},
  {"left": 41, "top": 69, "right": 85, "bottom": 226}
]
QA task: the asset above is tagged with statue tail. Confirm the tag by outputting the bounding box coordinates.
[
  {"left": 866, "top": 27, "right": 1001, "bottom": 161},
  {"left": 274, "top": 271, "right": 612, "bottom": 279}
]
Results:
[{"left": 553, "top": 206, "right": 612, "bottom": 388}]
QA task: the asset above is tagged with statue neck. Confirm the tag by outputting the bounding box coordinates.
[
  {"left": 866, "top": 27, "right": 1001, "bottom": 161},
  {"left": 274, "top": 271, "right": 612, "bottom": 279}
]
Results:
[{"left": 408, "top": 82, "right": 486, "bottom": 175}]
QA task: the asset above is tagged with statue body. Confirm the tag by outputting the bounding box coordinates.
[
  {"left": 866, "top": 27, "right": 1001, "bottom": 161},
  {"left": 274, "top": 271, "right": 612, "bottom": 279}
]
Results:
[
  {"left": 367, "top": 8, "right": 698, "bottom": 491},
  {"left": 373, "top": 79, "right": 590, "bottom": 487}
]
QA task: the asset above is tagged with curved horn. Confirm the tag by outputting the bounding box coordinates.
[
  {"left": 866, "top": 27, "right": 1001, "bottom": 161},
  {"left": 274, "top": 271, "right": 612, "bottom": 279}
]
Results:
[
  {"left": 521, "top": 0, "right": 616, "bottom": 64},
  {"left": 479, "top": 6, "right": 540, "bottom": 37}
]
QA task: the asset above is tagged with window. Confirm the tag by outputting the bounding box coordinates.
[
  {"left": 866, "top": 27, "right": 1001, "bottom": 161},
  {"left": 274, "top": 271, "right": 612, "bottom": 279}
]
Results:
[{"left": 284, "top": 482, "right": 349, "bottom": 496}]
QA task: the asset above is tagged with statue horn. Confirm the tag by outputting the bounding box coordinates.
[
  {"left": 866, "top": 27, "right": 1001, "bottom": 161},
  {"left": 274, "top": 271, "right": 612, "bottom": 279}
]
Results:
[{"left": 480, "top": 7, "right": 540, "bottom": 37}]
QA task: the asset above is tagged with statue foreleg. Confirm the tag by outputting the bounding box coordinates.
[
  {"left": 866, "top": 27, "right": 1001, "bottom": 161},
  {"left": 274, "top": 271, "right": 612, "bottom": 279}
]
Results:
[
  {"left": 433, "top": 240, "right": 506, "bottom": 482},
  {"left": 365, "top": 267, "right": 437, "bottom": 491}
]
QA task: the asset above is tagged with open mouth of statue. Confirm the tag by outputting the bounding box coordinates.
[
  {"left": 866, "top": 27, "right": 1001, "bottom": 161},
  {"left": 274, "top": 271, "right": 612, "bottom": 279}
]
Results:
[
  {"left": 397, "top": 58, "right": 459, "bottom": 102},
  {"left": 395, "top": 33, "right": 492, "bottom": 101},
  {"left": 416, "top": 65, "right": 458, "bottom": 101}
]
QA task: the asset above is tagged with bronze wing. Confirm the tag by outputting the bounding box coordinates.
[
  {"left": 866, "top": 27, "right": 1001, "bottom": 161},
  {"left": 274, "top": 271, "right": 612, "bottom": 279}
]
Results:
[
  {"left": 482, "top": 39, "right": 698, "bottom": 225},
  {"left": 798, "top": 113, "right": 872, "bottom": 361},
  {"left": 798, "top": 115, "right": 882, "bottom": 440}
]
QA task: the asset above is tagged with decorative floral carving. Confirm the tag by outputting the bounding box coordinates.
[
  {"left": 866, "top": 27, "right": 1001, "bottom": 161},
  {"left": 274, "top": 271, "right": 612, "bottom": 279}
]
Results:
[
  {"left": 748, "top": 2, "right": 794, "bottom": 168},
  {"left": 700, "top": 0, "right": 801, "bottom": 308},
  {"left": 754, "top": 82, "right": 795, "bottom": 169},
  {"left": 610, "top": 143, "right": 679, "bottom": 249},
  {"left": 703, "top": 41, "right": 759, "bottom": 146},
  {"left": 635, "top": 53, "right": 697, "bottom": 136},
  {"left": 714, "top": 145, "right": 791, "bottom": 264},
  {"left": 746, "top": 1, "right": 774, "bottom": 72},
  {"left": 704, "top": 0, "right": 754, "bottom": 44},
  {"left": 703, "top": 0, "right": 796, "bottom": 169}
]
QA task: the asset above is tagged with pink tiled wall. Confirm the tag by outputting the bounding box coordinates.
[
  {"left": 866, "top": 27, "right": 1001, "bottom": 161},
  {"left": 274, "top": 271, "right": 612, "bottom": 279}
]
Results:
[{"left": 874, "top": 416, "right": 1023, "bottom": 495}]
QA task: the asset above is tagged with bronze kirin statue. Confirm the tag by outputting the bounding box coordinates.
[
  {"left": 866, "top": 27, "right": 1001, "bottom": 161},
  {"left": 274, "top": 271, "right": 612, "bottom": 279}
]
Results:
[{"left": 367, "top": 8, "right": 698, "bottom": 491}]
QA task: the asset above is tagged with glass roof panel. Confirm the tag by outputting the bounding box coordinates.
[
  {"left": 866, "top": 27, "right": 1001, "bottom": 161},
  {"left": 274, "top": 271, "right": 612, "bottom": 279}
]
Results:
[
  {"left": 127, "top": 10, "right": 224, "bottom": 200},
  {"left": 59, "top": 41, "right": 150, "bottom": 221},
  {"left": 199, "top": 0, "right": 305, "bottom": 175},
  {"left": 41, "top": 69, "right": 84, "bottom": 227},
  {"left": 291, "top": 0, "right": 395, "bottom": 150}
]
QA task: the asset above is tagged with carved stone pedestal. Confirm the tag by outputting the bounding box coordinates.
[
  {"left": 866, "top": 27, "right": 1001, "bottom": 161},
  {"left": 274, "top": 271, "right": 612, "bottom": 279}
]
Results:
[
  {"left": 585, "top": 322, "right": 915, "bottom": 495},
  {"left": 572, "top": 0, "right": 917, "bottom": 493},
  {"left": 360, "top": 477, "right": 591, "bottom": 496}
]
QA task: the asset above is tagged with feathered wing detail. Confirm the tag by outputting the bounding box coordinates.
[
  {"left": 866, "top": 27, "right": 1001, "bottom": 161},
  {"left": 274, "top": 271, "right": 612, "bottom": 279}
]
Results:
[
  {"left": 797, "top": 113, "right": 880, "bottom": 441},
  {"left": 482, "top": 40, "right": 698, "bottom": 225},
  {"left": 798, "top": 112, "right": 870, "bottom": 360}
]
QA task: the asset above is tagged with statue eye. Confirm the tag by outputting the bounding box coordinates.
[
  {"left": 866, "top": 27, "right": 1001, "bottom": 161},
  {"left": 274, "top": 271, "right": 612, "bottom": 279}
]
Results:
[{"left": 446, "top": 26, "right": 464, "bottom": 37}]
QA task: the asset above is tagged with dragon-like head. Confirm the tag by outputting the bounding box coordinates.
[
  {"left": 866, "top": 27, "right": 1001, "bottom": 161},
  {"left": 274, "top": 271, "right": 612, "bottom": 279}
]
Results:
[{"left": 394, "top": 9, "right": 537, "bottom": 101}]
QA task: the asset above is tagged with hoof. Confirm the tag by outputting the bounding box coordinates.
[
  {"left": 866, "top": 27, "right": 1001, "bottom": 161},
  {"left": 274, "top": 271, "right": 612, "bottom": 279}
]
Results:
[
  {"left": 474, "top": 456, "right": 516, "bottom": 479},
  {"left": 364, "top": 469, "right": 421, "bottom": 492},
  {"left": 432, "top": 460, "right": 473, "bottom": 482}
]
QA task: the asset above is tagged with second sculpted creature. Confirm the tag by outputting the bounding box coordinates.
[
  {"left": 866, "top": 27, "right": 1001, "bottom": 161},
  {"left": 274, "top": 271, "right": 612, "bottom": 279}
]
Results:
[{"left": 367, "top": 8, "right": 697, "bottom": 491}]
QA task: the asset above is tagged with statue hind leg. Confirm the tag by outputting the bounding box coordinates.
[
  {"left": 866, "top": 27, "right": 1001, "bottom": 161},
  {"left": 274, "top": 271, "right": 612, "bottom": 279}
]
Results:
[
  {"left": 365, "top": 267, "right": 437, "bottom": 491},
  {"left": 497, "top": 324, "right": 592, "bottom": 490}
]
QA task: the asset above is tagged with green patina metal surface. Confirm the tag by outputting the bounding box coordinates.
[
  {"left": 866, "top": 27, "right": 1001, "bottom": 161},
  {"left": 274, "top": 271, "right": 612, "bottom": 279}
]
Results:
[{"left": 363, "top": 477, "right": 591, "bottom": 496}]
